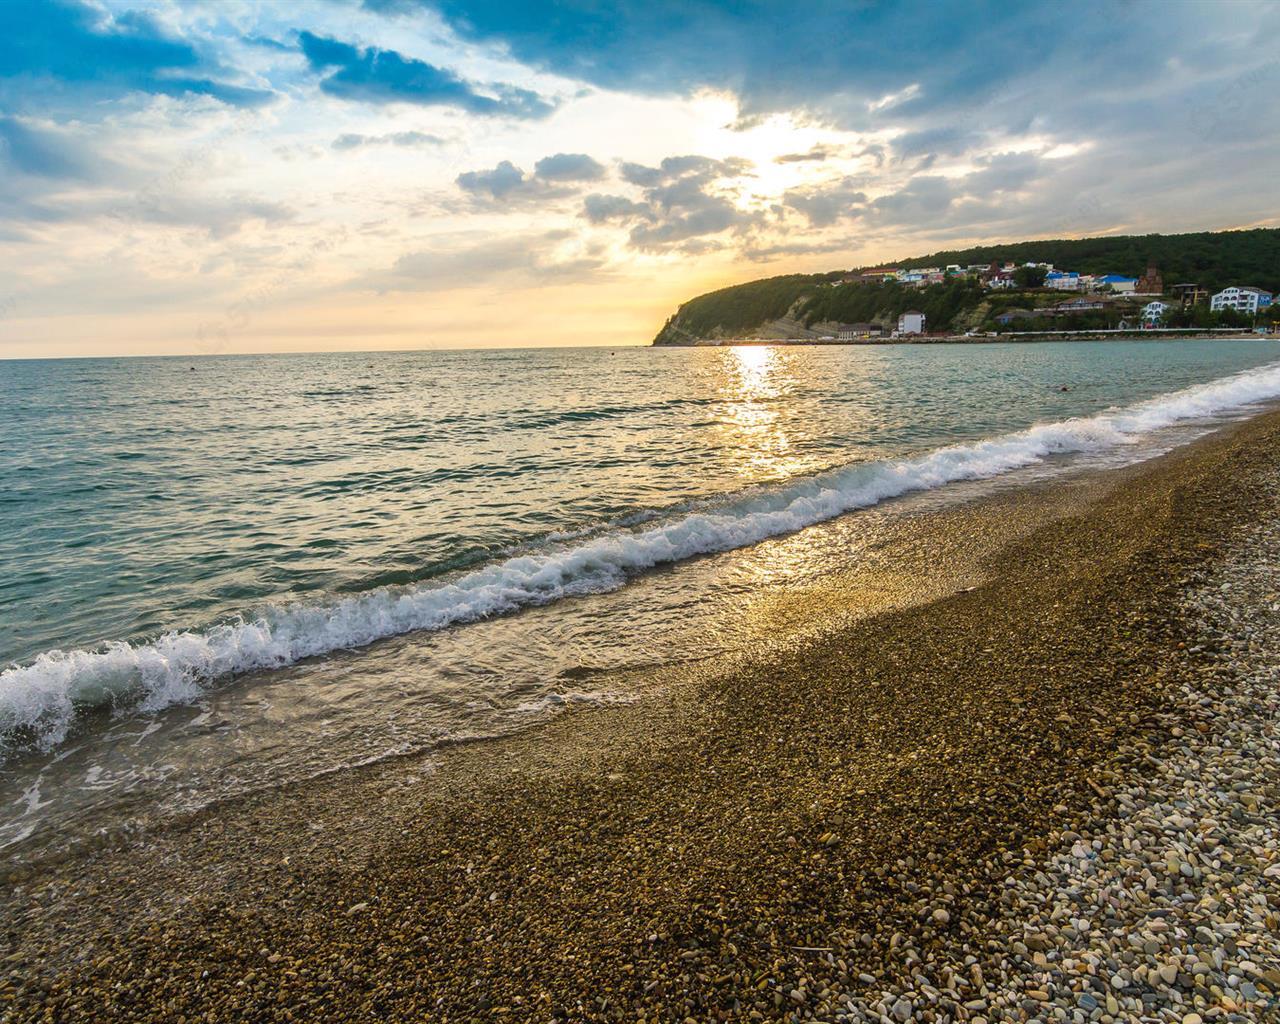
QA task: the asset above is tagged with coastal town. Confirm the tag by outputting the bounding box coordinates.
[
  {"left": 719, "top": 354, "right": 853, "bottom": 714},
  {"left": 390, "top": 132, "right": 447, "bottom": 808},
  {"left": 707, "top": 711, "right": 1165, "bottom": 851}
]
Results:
[
  {"left": 796, "top": 262, "right": 1275, "bottom": 343},
  {"left": 657, "top": 249, "right": 1280, "bottom": 346}
]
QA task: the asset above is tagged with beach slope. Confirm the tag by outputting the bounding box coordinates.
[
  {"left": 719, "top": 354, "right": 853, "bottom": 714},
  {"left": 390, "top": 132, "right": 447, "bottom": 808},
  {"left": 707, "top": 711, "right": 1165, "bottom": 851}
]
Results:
[{"left": 6, "top": 411, "right": 1280, "bottom": 1022}]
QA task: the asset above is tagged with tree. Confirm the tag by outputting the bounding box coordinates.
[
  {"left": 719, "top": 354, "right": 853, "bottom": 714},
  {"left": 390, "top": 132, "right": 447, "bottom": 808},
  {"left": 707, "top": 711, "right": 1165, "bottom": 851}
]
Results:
[{"left": 1013, "top": 266, "right": 1048, "bottom": 289}]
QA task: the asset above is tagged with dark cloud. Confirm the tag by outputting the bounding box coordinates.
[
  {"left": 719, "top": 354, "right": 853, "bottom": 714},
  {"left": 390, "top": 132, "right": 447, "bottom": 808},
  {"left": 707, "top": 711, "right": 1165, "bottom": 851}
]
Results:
[
  {"left": 866, "top": 175, "right": 957, "bottom": 222},
  {"left": 618, "top": 162, "right": 663, "bottom": 188},
  {"left": 298, "top": 31, "right": 555, "bottom": 118},
  {"left": 582, "top": 194, "right": 652, "bottom": 224},
  {"left": 332, "top": 130, "right": 445, "bottom": 150},
  {"left": 533, "top": 152, "right": 606, "bottom": 182},
  {"left": 782, "top": 176, "right": 868, "bottom": 227},
  {"left": 455, "top": 153, "right": 608, "bottom": 204},
  {"left": 0, "top": 118, "right": 94, "bottom": 179},
  {"left": 892, "top": 127, "right": 982, "bottom": 161},
  {"left": 0, "top": 1, "right": 272, "bottom": 111},
  {"left": 373, "top": 0, "right": 1280, "bottom": 240},
  {"left": 964, "top": 151, "right": 1044, "bottom": 194},
  {"left": 773, "top": 152, "right": 1043, "bottom": 237},
  {"left": 575, "top": 154, "right": 761, "bottom": 251},
  {"left": 619, "top": 155, "right": 751, "bottom": 188},
  {"left": 456, "top": 160, "right": 532, "bottom": 199},
  {"left": 742, "top": 238, "right": 857, "bottom": 262},
  {"left": 397, "top": 0, "right": 1191, "bottom": 131},
  {"left": 627, "top": 197, "right": 757, "bottom": 251},
  {"left": 775, "top": 145, "right": 838, "bottom": 164}
]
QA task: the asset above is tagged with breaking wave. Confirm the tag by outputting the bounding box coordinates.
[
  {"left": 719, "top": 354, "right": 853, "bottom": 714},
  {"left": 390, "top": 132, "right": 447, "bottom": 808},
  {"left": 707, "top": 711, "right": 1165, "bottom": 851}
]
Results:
[{"left": 4, "top": 359, "right": 1280, "bottom": 757}]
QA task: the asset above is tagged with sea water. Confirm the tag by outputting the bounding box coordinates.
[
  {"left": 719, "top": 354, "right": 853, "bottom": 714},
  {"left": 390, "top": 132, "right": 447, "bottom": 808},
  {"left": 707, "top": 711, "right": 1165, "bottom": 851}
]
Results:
[{"left": 2, "top": 339, "right": 1279, "bottom": 853}]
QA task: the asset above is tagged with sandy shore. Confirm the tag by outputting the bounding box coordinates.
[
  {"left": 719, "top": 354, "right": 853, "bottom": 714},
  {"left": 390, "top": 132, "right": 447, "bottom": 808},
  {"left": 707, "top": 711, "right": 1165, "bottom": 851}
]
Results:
[{"left": 5, "top": 410, "right": 1280, "bottom": 1022}]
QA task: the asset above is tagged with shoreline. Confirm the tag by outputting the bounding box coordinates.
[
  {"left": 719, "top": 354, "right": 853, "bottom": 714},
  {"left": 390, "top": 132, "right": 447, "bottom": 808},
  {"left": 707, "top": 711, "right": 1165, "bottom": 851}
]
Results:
[
  {"left": 6, "top": 409, "right": 1280, "bottom": 1020},
  {"left": 654, "top": 331, "right": 1272, "bottom": 347}
]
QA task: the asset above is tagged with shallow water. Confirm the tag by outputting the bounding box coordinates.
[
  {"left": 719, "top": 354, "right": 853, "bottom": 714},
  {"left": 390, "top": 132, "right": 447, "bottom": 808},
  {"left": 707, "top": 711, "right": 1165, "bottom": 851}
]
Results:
[{"left": 3, "top": 339, "right": 1280, "bottom": 854}]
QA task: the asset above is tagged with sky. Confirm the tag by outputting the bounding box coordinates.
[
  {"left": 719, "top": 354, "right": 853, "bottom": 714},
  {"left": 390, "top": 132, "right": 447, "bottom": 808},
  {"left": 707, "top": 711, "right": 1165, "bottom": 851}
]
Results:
[{"left": 1, "top": 0, "right": 1278, "bottom": 358}]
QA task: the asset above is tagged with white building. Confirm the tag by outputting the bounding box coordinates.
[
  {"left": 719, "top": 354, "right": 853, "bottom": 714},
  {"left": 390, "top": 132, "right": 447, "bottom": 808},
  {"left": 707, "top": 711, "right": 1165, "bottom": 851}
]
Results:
[
  {"left": 1142, "top": 301, "right": 1171, "bottom": 323},
  {"left": 897, "top": 310, "right": 926, "bottom": 335},
  {"left": 1210, "top": 286, "right": 1274, "bottom": 315},
  {"left": 1045, "top": 271, "right": 1082, "bottom": 291}
]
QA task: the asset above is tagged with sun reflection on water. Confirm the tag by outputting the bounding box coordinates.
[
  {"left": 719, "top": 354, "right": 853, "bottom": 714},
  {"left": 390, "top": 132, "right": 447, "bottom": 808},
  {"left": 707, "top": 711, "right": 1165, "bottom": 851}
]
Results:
[{"left": 715, "top": 345, "right": 823, "bottom": 482}]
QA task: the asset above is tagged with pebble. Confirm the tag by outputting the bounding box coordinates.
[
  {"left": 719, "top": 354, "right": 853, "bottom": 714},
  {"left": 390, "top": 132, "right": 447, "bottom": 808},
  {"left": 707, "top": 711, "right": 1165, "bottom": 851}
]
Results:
[{"left": 824, "top": 473, "right": 1280, "bottom": 1024}]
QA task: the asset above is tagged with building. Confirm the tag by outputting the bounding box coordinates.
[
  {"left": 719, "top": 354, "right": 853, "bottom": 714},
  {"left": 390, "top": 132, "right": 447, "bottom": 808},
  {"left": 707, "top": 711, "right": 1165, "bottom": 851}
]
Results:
[
  {"left": 1053, "top": 298, "right": 1106, "bottom": 313},
  {"left": 1172, "top": 283, "right": 1208, "bottom": 307},
  {"left": 1045, "top": 271, "right": 1082, "bottom": 291},
  {"left": 986, "top": 272, "right": 1017, "bottom": 290},
  {"left": 995, "top": 308, "right": 1038, "bottom": 326},
  {"left": 897, "top": 310, "right": 926, "bottom": 335},
  {"left": 1135, "top": 265, "right": 1164, "bottom": 295},
  {"left": 1210, "top": 286, "right": 1274, "bottom": 315},
  {"left": 1142, "top": 301, "right": 1171, "bottom": 324},
  {"left": 1096, "top": 274, "right": 1137, "bottom": 294},
  {"left": 898, "top": 268, "right": 939, "bottom": 287},
  {"left": 835, "top": 322, "right": 883, "bottom": 341}
]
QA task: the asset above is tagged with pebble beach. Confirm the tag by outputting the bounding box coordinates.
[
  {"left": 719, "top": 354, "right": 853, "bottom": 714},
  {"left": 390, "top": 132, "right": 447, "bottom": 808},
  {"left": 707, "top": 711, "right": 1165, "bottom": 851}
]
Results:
[{"left": 4, "top": 409, "right": 1280, "bottom": 1023}]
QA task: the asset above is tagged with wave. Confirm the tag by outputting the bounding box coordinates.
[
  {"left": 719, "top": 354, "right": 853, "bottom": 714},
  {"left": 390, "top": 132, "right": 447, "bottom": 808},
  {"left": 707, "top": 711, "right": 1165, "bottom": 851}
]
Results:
[{"left": 4, "top": 360, "right": 1280, "bottom": 757}]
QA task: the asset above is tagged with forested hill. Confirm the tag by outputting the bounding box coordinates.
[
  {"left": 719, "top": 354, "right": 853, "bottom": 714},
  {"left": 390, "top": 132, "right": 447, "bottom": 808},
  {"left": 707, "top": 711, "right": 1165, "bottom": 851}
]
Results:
[{"left": 652, "top": 228, "right": 1280, "bottom": 344}]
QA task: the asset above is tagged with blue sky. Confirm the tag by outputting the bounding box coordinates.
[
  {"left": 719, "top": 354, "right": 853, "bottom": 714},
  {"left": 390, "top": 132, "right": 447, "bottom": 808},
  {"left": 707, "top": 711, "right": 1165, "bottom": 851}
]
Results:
[{"left": 1, "top": 0, "right": 1278, "bottom": 356}]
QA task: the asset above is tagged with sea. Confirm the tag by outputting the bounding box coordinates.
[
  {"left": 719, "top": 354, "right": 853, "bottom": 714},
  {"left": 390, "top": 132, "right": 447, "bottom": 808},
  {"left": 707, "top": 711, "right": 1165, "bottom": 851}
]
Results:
[{"left": 3, "top": 338, "right": 1280, "bottom": 856}]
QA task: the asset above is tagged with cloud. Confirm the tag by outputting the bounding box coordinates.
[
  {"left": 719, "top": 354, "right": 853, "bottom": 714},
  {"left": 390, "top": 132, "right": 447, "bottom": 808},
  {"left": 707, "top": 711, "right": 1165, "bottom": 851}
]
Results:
[
  {"left": 454, "top": 153, "right": 607, "bottom": 204},
  {"left": 582, "top": 194, "right": 652, "bottom": 224},
  {"left": 0, "top": 117, "right": 94, "bottom": 179},
  {"left": 298, "top": 31, "right": 555, "bottom": 118},
  {"left": 775, "top": 145, "right": 838, "bottom": 164},
  {"left": 577, "top": 153, "right": 762, "bottom": 251},
  {"left": 964, "top": 151, "right": 1044, "bottom": 194},
  {"left": 0, "top": 0, "right": 272, "bottom": 111},
  {"left": 627, "top": 197, "right": 756, "bottom": 251},
  {"left": 620, "top": 155, "right": 752, "bottom": 188},
  {"left": 867, "top": 175, "right": 958, "bottom": 222},
  {"left": 891, "top": 126, "right": 982, "bottom": 161},
  {"left": 384, "top": 0, "right": 1280, "bottom": 198},
  {"left": 453, "top": 150, "right": 760, "bottom": 250},
  {"left": 742, "top": 238, "right": 856, "bottom": 262},
  {"left": 395, "top": 1, "right": 1078, "bottom": 126},
  {"left": 782, "top": 176, "right": 868, "bottom": 227},
  {"left": 533, "top": 152, "right": 606, "bottom": 182},
  {"left": 332, "top": 130, "right": 445, "bottom": 150},
  {"left": 456, "top": 160, "right": 532, "bottom": 199},
  {"left": 371, "top": 232, "right": 606, "bottom": 291},
  {"left": 0, "top": 117, "right": 295, "bottom": 239}
]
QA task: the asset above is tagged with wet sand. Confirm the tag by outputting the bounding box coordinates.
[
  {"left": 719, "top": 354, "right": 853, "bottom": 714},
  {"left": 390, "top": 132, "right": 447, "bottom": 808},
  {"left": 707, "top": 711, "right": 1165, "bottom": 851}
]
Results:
[{"left": 5, "top": 409, "right": 1280, "bottom": 1022}]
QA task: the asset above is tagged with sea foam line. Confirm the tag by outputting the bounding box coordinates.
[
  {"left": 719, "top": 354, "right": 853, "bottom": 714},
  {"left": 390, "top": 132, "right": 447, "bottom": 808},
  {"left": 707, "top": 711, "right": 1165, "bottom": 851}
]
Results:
[{"left": 4, "top": 359, "right": 1280, "bottom": 757}]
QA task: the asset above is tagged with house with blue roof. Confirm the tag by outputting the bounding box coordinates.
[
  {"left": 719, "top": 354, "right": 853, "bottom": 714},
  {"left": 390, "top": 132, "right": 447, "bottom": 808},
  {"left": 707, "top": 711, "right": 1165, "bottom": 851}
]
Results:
[
  {"left": 1096, "top": 274, "right": 1137, "bottom": 294},
  {"left": 1045, "top": 271, "right": 1082, "bottom": 291}
]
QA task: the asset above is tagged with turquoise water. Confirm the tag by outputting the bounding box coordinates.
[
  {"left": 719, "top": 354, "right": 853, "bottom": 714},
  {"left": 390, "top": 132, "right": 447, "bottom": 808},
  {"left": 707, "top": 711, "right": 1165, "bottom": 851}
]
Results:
[
  {"left": 2, "top": 339, "right": 1280, "bottom": 853},
  {"left": 5, "top": 341, "right": 1279, "bottom": 669}
]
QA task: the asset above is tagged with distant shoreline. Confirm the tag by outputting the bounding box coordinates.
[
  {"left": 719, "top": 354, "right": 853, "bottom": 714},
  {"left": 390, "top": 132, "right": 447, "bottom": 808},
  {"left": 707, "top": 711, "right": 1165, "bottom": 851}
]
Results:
[{"left": 654, "top": 329, "right": 1273, "bottom": 347}]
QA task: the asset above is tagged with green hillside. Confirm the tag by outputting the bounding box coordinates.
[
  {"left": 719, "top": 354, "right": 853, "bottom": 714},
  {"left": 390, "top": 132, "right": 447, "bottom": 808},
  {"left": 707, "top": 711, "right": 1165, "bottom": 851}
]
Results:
[{"left": 653, "top": 228, "right": 1280, "bottom": 343}]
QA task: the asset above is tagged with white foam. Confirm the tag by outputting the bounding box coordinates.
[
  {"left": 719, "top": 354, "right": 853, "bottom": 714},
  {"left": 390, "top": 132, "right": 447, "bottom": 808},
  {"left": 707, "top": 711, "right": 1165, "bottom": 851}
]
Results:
[{"left": 4, "top": 359, "right": 1280, "bottom": 757}]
